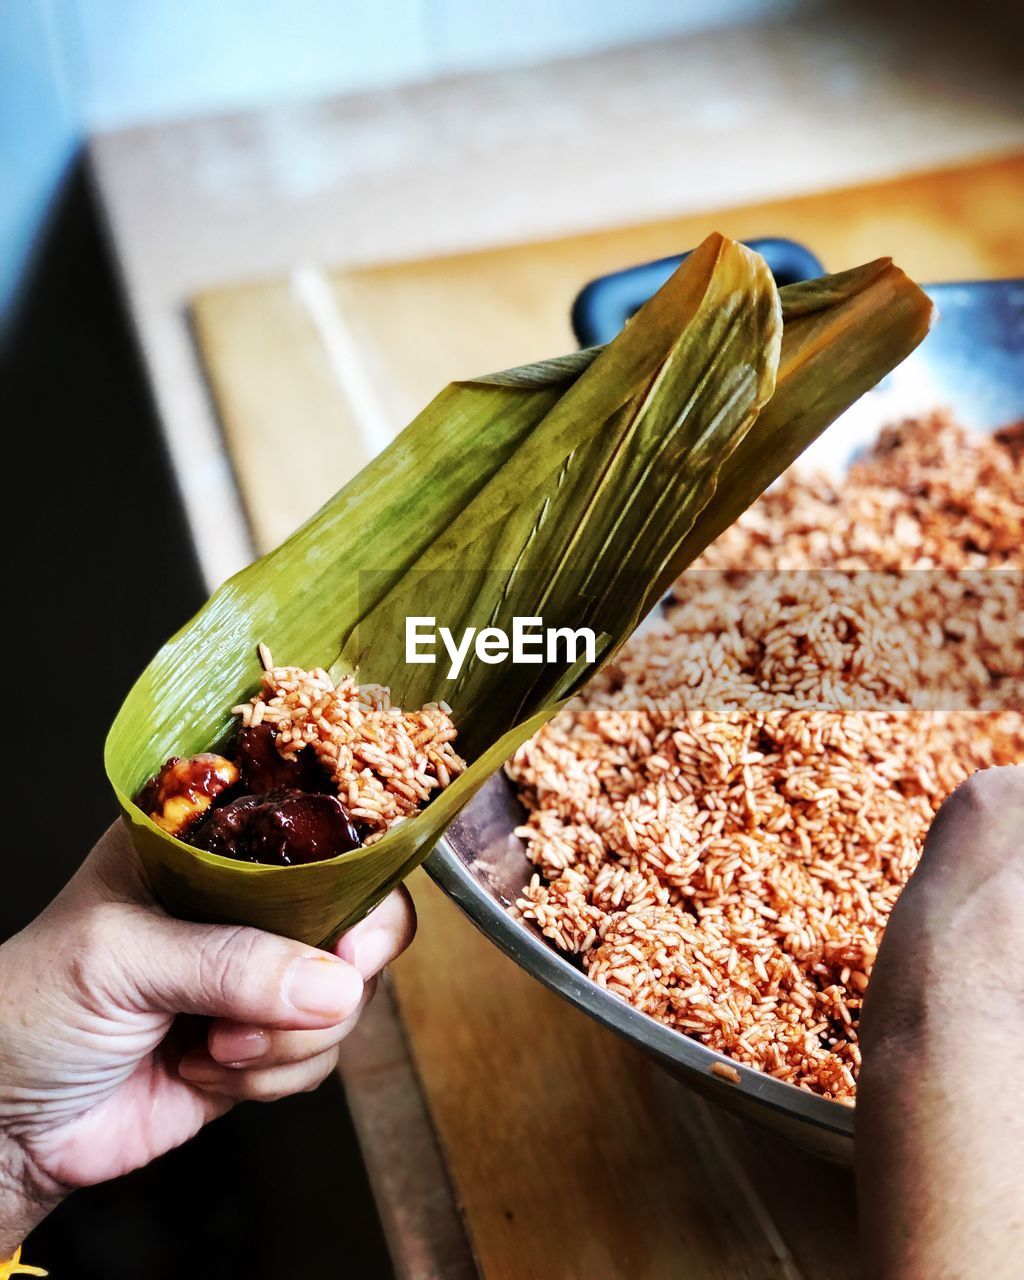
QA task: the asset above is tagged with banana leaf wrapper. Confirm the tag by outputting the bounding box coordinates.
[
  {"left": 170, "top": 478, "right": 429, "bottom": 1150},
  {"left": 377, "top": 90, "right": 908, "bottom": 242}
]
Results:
[{"left": 106, "top": 235, "right": 933, "bottom": 946}]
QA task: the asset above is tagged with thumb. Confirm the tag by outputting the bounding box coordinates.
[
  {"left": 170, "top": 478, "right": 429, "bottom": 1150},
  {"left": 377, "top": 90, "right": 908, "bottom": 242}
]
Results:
[{"left": 108, "top": 909, "right": 365, "bottom": 1030}]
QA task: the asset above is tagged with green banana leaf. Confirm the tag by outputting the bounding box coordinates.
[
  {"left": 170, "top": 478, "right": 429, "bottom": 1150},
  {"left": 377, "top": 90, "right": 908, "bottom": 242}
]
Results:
[{"left": 105, "top": 234, "right": 933, "bottom": 946}]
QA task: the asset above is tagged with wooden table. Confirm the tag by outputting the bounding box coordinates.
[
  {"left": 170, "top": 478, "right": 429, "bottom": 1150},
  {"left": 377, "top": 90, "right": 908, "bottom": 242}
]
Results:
[{"left": 89, "top": 14, "right": 1024, "bottom": 1276}]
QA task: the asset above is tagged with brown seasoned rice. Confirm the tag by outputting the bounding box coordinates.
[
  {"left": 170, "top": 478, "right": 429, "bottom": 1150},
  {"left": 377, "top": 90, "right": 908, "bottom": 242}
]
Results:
[
  {"left": 234, "top": 652, "right": 465, "bottom": 836},
  {"left": 509, "top": 413, "right": 1024, "bottom": 1101}
]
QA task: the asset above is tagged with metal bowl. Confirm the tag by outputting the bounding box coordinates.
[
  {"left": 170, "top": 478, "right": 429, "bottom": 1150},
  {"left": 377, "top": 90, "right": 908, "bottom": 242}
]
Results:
[{"left": 425, "top": 251, "right": 1024, "bottom": 1165}]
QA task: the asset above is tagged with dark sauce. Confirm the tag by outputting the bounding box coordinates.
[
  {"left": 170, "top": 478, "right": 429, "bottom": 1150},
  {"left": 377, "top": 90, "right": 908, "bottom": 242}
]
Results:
[
  {"left": 134, "top": 771, "right": 165, "bottom": 816},
  {"left": 136, "top": 753, "right": 238, "bottom": 812},
  {"left": 180, "top": 754, "right": 238, "bottom": 799},
  {"left": 193, "top": 789, "right": 361, "bottom": 866},
  {"left": 136, "top": 726, "right": 361, "bottom": 865},
  {"left": 235, "top": 723, "right": 332, "bottom": 794}
]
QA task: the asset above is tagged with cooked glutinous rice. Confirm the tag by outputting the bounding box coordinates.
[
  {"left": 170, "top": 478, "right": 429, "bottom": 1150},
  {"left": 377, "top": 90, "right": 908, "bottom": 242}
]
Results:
[
  {"left": 234, "top": 655, "right": 465, "bottom": 836},
  {"left": 508, "top": 414, "right": 1024, "bottom": 1101}
]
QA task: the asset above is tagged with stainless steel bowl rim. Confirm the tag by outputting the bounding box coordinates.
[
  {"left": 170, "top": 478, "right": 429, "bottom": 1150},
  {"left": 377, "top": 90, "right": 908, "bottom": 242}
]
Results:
[
  {"left": 427, "top": 828, "right": 855, "bottom": 1139},
  {"left": 423, "top": 269, "right": 1024, "bottom": 1156}
]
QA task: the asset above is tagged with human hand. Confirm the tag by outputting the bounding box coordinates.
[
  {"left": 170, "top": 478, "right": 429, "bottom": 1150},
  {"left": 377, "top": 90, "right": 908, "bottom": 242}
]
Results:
[
  {"left": 0, "top": 823, "right": 415, "bottom": 1256},
  {"left": 856, "top": 765, "right": 1024, "bottom": 1280}
]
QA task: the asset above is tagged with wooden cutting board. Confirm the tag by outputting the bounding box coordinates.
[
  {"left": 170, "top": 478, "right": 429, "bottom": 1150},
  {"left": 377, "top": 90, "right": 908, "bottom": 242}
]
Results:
[
  {"left": 191, "top": 152, "right": 1024, "bottom": 1279},
  {"left": 194, "top": 153, "right": 1024, "bottom": 556}
]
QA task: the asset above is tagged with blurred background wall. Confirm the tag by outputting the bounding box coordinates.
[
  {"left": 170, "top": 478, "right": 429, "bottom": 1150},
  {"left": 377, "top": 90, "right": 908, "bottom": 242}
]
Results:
[{"left": 1, "top": 0, "right": 807, "bottom": 321}]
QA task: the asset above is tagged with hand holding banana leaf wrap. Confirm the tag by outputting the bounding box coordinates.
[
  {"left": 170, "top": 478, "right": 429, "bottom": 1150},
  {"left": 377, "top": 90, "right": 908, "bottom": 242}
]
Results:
[{"left": 106, "top": 235, "right": 934, "bottom": 947}]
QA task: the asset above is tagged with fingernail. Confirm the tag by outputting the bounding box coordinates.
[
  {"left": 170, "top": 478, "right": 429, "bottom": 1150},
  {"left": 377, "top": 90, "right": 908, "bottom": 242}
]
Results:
[
  {"left": 210, "top": 1027, "right": 268, "bottom": 1066},
  {"left": 285, "top": 955, "right": 363, "bottom": 1019},
  {"left": 336, "top": 928, "right": 394, "bottom": 980}
]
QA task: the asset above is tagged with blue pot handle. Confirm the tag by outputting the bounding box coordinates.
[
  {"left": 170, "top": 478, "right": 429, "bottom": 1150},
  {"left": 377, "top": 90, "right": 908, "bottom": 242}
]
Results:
[{"left": 571, "top": 238, "right": 825, "bottom": 348}]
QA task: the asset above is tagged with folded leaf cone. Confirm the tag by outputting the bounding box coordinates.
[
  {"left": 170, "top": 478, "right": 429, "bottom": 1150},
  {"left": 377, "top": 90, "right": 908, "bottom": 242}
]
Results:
[{"left": 105, "top": 235, "right": 933, "bottom": 946}]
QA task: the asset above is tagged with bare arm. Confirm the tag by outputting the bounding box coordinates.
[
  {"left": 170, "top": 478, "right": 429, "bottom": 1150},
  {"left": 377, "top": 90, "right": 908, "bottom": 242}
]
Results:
[{"left": 0, "top": 823, "right": 415, "bottom": 1256}]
